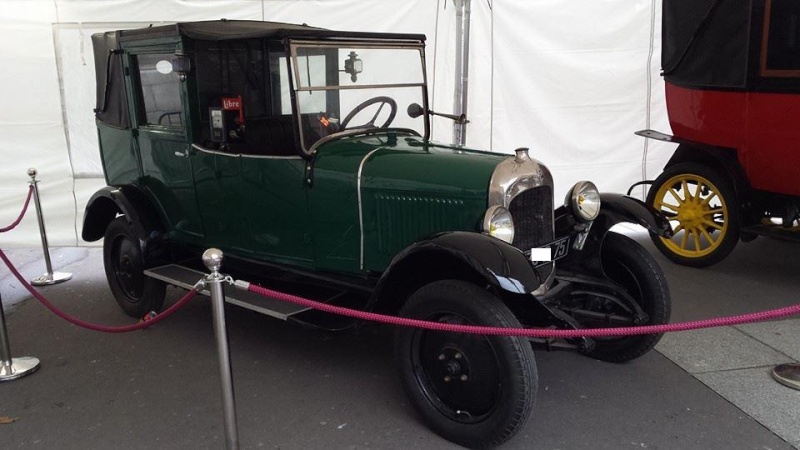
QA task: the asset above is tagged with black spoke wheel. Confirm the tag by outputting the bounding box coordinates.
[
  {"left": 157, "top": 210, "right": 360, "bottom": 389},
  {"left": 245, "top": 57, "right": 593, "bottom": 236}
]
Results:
[
  {"left": 103, "top": 217, "right": 165, "bottom": 318},
  {"left": 395, "top": 280, "right": 536, "bottom": 448},
  {"left": 583, "top": 232, "right": 671, "bottom": 363},
  {"left": 340, "top": 96, "right": 397, "bottom": 130}
]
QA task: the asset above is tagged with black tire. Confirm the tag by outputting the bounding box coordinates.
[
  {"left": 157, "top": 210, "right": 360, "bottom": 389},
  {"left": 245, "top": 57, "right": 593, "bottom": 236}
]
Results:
[
  {"left": 585, "top": 233, "right": 671, "bottom": 363},
  {"left": 394, "top": 280, "right": 536, "bottom": 448},
  {"left": 646, "top": 162, "right": 740, "bottom": 267},
  {"left": 103, "top": 216, "right": 166, "bottom": 318}
]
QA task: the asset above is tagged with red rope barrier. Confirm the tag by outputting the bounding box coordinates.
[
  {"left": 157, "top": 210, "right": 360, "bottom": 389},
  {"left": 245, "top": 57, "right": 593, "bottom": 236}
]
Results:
[
  {"left": 0, "top": 185, "right": 34, "bottom": 233},
  {"left": 0, "top": 249, "right": 198, "bottom": 333},
  {"left": 246, "top": 283, "right": 800, "bottom": 338},
  {"left": 2, "top": 181, "right": 797, "bottom": 338}
]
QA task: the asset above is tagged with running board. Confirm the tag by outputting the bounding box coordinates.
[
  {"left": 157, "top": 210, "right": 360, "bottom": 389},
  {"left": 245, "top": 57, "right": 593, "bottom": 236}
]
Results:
[{"left": 144, "top": 264, "right": 312, "bottom": 320}]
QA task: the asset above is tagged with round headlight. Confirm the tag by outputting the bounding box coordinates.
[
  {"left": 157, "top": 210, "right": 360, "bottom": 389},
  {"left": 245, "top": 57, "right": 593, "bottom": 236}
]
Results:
[
  {"left": 567, "top": 181, "right": 601, "bottom": 222},
  {"left": 482, "top": 205, "right": 515, "bottom": 244}
]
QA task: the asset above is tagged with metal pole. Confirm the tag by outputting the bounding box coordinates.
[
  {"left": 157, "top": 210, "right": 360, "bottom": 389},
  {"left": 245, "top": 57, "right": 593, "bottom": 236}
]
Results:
[
  {"left": 27, "top": 168, "right": 72, "bottom": 286},
  {"left": 0, "top": 291, "right": 41, "bottom": 381},
  {"left": 203, "top": 248, "right": 240, "bottom": 450},
  {"left": 772, "top": 363, "right": 800, "bottom": 390},
  {"left": 453, "top": 0, "right": 472, "bottom": 146}
]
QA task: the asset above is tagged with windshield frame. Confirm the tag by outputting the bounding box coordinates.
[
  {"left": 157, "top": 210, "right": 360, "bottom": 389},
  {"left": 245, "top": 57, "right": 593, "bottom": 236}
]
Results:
[{"left": 287, "top": 38, "right": 430, "bottom": 156}]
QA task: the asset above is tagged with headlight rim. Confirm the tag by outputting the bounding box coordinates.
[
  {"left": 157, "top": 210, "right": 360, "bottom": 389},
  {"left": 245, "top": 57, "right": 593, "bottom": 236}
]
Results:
[
  {"left": 482, "top": 205, "right": 515, "bottom": 244},
  {"left": 568, "top": 180, "right": 601, "bottom": 222}
]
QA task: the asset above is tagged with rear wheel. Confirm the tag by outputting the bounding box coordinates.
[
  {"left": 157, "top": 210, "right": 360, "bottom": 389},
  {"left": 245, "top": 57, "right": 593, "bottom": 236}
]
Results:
[
  {"left": 395, "top": 280, "right": 536, "bottom": 448},
  {"left": 103, "top": 217, "right": 165, "bottom": 318},
  {"left": 646, "top": 162, "right": 739, "bottom": 267}
]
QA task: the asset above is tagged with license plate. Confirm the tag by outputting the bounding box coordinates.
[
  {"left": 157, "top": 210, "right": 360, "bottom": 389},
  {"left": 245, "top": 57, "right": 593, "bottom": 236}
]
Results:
[{"left": 526, "top": 236, "right": 570, "bottom": 266}]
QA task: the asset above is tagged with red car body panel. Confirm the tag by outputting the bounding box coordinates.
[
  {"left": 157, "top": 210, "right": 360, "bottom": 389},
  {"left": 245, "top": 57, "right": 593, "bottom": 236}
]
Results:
[{"left": 666, "top": 82, "right": 800, "bottom": 197}]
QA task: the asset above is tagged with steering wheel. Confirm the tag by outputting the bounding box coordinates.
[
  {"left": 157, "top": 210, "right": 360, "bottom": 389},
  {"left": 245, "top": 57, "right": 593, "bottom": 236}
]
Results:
[{"left": 340, "top": 96, "right": 397, "bottom": 130}]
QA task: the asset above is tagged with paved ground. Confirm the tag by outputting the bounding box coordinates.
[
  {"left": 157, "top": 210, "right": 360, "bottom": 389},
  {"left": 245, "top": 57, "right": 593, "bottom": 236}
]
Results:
[{"left": 1, "top": 230, "right": 798, "bottom": 449}]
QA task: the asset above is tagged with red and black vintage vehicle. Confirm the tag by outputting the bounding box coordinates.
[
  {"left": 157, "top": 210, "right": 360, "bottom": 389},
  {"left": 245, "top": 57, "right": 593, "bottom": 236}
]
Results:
[{"left": 639, "top": 0, "right": 800, "bottom": 266}]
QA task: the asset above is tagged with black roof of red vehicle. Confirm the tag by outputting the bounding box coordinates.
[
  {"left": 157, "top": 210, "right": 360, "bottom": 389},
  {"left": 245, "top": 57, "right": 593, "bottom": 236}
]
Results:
[{"left": 662, "top": 0, "right": 751, "bottom": 89}]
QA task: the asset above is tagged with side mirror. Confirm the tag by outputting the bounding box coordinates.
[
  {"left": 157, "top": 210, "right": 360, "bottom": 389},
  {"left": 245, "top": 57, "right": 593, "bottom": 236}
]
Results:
[{"left": 343, "top": 51, "right": 363, "bottom": 82}]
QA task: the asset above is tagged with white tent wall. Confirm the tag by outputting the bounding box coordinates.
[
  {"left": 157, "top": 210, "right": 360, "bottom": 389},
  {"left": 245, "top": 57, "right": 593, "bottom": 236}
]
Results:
[
  {"left": 486, "top": 0, "right": 674, "bottom": 198},
  {"left": 0, "top": 0, "right": 673, "bottom": 248}
]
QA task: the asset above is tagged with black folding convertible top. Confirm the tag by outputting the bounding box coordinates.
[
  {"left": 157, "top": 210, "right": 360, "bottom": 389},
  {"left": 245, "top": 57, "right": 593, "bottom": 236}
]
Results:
[
  {"left": 117, "top": 19, "right": 426, "bottom": 42},
  {"left": 93, "top": 20, "right": 426, "bottom": 128}
]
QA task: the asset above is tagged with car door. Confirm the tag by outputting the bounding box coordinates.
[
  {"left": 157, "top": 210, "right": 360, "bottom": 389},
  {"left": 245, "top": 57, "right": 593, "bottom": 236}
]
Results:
[{"left": 126, "top": 47, "right": 205, "bottom": 240}]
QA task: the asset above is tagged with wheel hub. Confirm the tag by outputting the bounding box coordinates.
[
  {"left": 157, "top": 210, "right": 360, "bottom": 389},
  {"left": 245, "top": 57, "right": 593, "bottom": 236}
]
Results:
[
  {"left": 437, "top": 347, "right": 470, "bottom": 383},
  {"left": 675, "top": 201, "right": 709, "bottom": 228}
]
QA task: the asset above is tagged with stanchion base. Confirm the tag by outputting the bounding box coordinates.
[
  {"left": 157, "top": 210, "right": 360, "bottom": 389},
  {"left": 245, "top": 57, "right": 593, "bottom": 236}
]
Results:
[
  {"left": 0, "top": 356, "right": 41, "bottom": 382},
  {"left": 771, "top": 363, "right": 800, "bottom": 390},
  {"left": 30, "top": 271, "right": 72, "bottom": 286}
]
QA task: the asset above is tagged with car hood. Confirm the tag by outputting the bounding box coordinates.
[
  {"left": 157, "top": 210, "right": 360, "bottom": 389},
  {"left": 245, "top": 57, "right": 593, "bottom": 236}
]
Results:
[{"left": 316, "top": 133, "right": 507, "bottom": 198}]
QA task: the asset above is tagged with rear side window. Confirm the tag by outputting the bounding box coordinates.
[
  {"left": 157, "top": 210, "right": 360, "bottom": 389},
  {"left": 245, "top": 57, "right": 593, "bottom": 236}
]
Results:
[
  {"left": 135, "top": 53, "right": 184, "bottom": 127},
  {"left": 761, "top": 0, "right": 800, "bottom": 76}
]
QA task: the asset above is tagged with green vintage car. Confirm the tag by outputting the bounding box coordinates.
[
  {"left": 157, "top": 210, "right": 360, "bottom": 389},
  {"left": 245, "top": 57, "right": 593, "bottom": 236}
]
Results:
[{"left": 83, "top": 20, "right": 672, "bottom": 448}]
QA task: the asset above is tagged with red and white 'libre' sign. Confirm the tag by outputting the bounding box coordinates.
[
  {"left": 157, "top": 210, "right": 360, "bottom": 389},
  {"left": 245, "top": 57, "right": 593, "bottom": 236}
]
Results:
[
  {"left": 222, "top": 97, "right": 242, "bottom": 110},
  {"left": 221, "top": 96, "right": 244, "bottom": 125}
]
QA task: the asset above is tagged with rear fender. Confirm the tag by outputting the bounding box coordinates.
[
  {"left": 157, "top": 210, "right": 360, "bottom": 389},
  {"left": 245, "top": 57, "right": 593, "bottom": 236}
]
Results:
[
  {"left": 637, "top": 131, "right": 750, "bottom": 200},
  {"left": 82, "top": 185, "right": 163, "bottom": 242},
  {"left": 666, "top": 143, "right": 750, "bottom": 200}
]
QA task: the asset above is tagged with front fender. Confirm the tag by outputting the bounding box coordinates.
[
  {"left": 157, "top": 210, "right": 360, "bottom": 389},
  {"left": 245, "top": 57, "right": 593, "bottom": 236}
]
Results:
[
  {"left": 595, "top": 193, "right": 671, "bottom": 237},
  {"left": 370, "top": 232, "right": 542, "bottom": 313},
  {"left": 556, "top": 193, "right": 670, "bottom": 276}
]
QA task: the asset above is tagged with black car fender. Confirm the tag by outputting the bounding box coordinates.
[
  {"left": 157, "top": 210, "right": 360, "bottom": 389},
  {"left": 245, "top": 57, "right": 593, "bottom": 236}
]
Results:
[
  {"left": 666, "top": 143, "right": 750, "bottom": 201},
  {"left": 637, "top": 131, "right": 751, "bottom": 201},
  {"left": 555, "top": 193, "right": 671, "bottom": 276},
  {"left": 82, "top": 185, "right": 163, "bottom": 242},
  {"left": 370, "top": 231, "right": 542, "bottom": 314},
  {"left": 594, "top": 193, "right": 671, "bottom": 237}
]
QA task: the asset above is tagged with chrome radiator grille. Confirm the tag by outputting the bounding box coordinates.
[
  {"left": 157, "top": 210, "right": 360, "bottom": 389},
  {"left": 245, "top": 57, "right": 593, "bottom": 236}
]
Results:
[
  {"left": 509, "top": 186, "right": 554, "bottom": 251},
  {"left": 509, "top": 186, "right": 554, "bottom": 284}
]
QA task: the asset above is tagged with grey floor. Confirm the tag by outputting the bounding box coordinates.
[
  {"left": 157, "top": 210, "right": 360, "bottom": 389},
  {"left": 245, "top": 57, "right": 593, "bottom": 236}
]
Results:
[{"left": 1, "top": 229, "right": 799, "bottom": 449}]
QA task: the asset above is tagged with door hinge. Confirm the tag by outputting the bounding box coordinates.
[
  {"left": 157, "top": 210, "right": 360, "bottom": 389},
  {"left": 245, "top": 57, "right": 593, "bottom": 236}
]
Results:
[{"left": 305, "top": 158, "right": 315, "bottom": 187}]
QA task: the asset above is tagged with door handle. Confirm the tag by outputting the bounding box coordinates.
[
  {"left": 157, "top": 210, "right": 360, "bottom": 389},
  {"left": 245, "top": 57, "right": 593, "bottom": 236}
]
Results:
[{"left": 174, "top": 150, "right": 187, "bottom": 158}]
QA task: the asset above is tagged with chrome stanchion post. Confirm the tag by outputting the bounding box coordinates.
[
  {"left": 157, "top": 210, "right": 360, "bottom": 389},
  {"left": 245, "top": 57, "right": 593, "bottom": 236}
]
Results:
[
  {"left": 203, "top": 248, "right": 239, "bottom": 450},
  {"left": 27, "top": 168, "right": 72, "bottom": 286},
  {"left": 772, "top": 363, "right": 800, "bottom": 390},
  {"left": 0, "top": 292, "right": 40, "bottom": 381}
]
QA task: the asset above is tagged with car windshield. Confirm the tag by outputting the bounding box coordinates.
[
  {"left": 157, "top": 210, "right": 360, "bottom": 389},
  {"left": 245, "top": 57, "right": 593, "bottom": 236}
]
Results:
[{"left": 289, "top": 40, "right": 427, "bottom": 152}]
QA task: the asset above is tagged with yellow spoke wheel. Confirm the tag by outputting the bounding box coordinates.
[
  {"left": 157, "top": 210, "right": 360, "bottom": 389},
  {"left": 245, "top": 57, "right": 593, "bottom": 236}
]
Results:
[{"left": 646, "top": 163, "right": 740, "bottom": 267}]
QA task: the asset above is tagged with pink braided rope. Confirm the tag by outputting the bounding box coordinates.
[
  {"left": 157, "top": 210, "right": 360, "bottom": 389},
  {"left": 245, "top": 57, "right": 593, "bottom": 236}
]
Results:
[
  {"left": 0, "top": 185, "right": 34, "bottom": 232},
  {"left": 247, "top": 284, "right": 800, "bottom": 338},
  {"left": 0, "top": 249, "right": 198, "bottom": 333}
]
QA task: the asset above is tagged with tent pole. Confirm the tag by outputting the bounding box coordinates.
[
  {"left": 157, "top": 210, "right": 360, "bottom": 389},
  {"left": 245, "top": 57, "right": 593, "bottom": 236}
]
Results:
[{"left": 453, "top": 0, "right": 471, "bottom": 146}]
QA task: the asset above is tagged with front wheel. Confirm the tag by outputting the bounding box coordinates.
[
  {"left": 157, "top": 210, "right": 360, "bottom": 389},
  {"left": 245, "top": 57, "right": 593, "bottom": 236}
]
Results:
[
  {"left": 394, "top": 280, "right": 536, "bottom": 448},
  {"left": 646, "top": 162, "right": 740, "bottom": 267},
  {"left": 103, "top": 217, "right": 165, "bottom": 318},
  {"left": 583, "top": 233, "right": 671, "bottom": 363}
]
